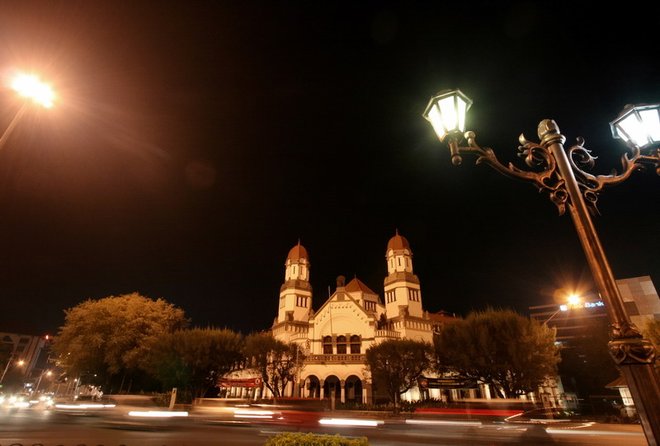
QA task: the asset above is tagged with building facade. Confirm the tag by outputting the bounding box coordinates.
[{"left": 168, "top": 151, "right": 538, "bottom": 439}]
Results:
[{"left": 269, "top": 232, "right": 451, "bottom": 405}]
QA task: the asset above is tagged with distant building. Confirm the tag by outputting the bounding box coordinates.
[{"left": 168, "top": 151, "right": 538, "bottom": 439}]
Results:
[{"left": 528, "top": 276, "right": 660, "bottom": 414}]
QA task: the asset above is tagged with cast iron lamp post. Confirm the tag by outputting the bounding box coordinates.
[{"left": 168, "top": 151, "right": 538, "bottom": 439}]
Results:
[{"left": 423, "top": 89, "right": 660, "bottom": 445}]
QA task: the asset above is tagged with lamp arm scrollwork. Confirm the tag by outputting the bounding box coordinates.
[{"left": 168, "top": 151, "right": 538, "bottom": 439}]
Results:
[
  {"left": 450, "top": 130, "right": 660, "bottom": 217},
  {"left": 565, "top": 140, "right": 660, "bottom": 215},
  {"left": 448, "top": 130, "right": 569, "bottom": 215}
]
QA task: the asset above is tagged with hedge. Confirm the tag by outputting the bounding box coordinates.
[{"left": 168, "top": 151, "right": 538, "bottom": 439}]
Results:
[{"left": 264, "top": 432, "right": 369, "bottom": 446}]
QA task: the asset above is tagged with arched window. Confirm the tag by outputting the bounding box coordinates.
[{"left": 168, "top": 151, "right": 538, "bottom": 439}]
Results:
[
  {"left": 336, "top": 335, "right": 347, "bottom": 354},
  {"left": 323, "top": 336, "right": 333, "bottom": 354},
  {"left": 350, "top": 335, "right": 361, "bottom": 354}
]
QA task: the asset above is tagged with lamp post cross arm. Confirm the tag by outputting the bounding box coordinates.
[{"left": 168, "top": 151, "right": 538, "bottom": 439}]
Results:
[{"left": 448, "top": 130, "right": 570, "bottom": 214}]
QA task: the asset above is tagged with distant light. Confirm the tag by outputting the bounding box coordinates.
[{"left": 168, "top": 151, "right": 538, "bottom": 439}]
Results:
[
  {"left": 567, "top": 294, "right": 582, "bottom": 307},
  {"left": 319, "top": 417, "right": 383, "bottom": 427},
  {"left": 128, "top": 410, "right": 188, "bottom": 418},
  {"left": 10, "top": 73, "right": 55, "bottom": 108},
  {"left": 559, "top": 304, "right": 568, "bottom": 312}
]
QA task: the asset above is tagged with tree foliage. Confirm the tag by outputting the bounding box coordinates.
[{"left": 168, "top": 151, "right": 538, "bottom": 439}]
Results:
[
  {"left": 365, "top": 339, "right": 433, "bottom": 409},
  {"left": 52, "top": 293, "right": 188, "bottom": 388},
  {"left": 434, "top": 308, "right": 560, "bottom": 398},
  {"left": 243, "top": 332, "right": 304, "bottom": 399},
  {"left": 142, "top": 327, "right": 243, "bottom": 399}
]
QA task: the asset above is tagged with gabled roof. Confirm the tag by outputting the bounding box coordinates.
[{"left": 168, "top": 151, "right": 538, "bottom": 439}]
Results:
[
  {"left": 345, "top": 277, "right": 378, "bottom": 295},
  {"left": 312, "top": 289, "right": 373, "bottom": 322}
]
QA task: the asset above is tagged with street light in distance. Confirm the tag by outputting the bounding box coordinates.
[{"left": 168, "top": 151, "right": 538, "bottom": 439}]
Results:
[
  {"left": 0, "top": 71, "right": 56, "bottom": 149},
  {"left": 423, "top": 89, "right": 660, "bottom": 445}
]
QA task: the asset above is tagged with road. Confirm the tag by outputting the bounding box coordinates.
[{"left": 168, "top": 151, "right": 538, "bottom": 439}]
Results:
[{"left": 0, "top": 407, "right": 647, "bottom": 446}]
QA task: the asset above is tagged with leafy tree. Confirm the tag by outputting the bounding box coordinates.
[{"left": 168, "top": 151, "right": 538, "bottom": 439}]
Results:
[
  {"left": 365, "top": 339, "right": 433, "bottom": 410},
  {"left": 142, "top": 327, "right": 243, "bottom": 400},
  {"left": 243, "top": 332, "right": 304, "bottom": 399},
  {"left": 52, "top": 292, "right": 188, "bottom": 392},
  {"left": 434, "top": 308, "right": 560, "bottom": 398}
]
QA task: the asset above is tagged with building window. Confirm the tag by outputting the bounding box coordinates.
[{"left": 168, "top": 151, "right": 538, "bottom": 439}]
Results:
[
  {"left": 350, "top": 335, "right": 361, "bottom": 354},
  {"left": 386, "top": 291, "right": 396, "bottom": 304},
  {"left": 296, "top": 296, "right": 308, "bottom": 307},
  {"left": 323, "top": 336, "right": 333, "bottom": 354},
  {"left": 364, "top": 301, "right": 375, "bottom": 312},
  {"left": 336, "top": 336, "right": 347, "bottom": 354}
]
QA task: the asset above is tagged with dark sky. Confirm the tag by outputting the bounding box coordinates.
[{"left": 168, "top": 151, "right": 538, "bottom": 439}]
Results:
[{"left": 0, "top": 1, "right": 658, "bottom": 336}]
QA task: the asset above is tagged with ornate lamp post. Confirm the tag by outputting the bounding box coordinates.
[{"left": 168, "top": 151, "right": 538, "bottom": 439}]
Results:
[{"left": 423, "top": 89, "right": 660, "bottom": 445}]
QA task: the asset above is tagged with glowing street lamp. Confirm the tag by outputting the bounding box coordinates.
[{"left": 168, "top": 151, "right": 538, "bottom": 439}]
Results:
[
  {"left": 0, "top": 355, "right": 25, "bottom": 384},
  {"left": 610, "top": 103, "right": 660, "bottom": 150},
  {"left": 10, "top": 73, "right": 55, "bottom": 108},
  {"left": 423, "top": 89, "right": 660, "bottom": 445},
  {"left": 0, "top": 71, "right": 56, "bottom": 150},
  {"left": 543, "top": 294, "right": 582, "bottom": 324}
]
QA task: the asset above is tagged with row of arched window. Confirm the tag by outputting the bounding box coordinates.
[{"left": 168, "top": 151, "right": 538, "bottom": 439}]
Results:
[{"left": 322, "top": 335, "right": 361, "bottom": 354}]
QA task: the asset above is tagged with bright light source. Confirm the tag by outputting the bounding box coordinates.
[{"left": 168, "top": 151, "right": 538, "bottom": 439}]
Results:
[
  {"left": 10, "top": 73, "right": 55, "bottom": 108},
  {"left": 567, "top": 294, "right": 581, "bottom": 307},
  {"left": 423, "top": 89, "right": 472, "bottom": 141},
  {"left": 319, "top": 417, "right": 383, "bottom": 427},
  {"left": 128, "top": 410, "right": 188, "bottom": 418},
  {"left": 610, "top": 103, "right": 660, "bottom": 149},
  {"left": 559, "top": 304, "right": 568, "bottom": 312}
]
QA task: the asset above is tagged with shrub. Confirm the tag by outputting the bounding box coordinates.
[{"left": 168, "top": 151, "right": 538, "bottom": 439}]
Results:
[{"left": 264, "top": 432, "right": 369, "bottom": 446}]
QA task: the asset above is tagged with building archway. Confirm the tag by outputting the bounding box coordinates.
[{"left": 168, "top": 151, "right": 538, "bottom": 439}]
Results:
[
  {"left": 304, "top": 375, "right": 321, "bottom": 399},
  {"left": 323, "top": 375, "right": 341, "bottom": 404},
  {"left": 345, "top": 375, "right": 363, "bottom": 404}
]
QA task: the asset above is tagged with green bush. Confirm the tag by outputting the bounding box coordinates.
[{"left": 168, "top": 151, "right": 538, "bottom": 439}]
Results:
[{"left": 264, "top": 432, "right": 369, "bottom": 446}]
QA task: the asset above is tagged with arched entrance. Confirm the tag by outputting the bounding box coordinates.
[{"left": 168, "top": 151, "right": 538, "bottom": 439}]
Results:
[
  {"left": 304, "top": 375, "right": 321, "bottom": 399},
  {"left": 323, "top": 375, "right": 341, "bottom": 405},
  {"left": 345, "top": 375, "right": 363, "bottom": 404}
]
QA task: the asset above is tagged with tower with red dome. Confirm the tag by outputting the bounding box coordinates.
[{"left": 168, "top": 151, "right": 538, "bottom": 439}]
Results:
[
  {"left": 276, "top": 240, "right": 313, "bottom": 324},
  {"left": 384, "top": 230, "right": 424, "bottom": 319}
]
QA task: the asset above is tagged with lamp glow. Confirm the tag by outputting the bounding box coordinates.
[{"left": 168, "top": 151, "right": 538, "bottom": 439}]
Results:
[
  {"left": 10, "top": 73, "right": 55, "bottom": 108},
  {"left": 423, "top": 89, "right": 472, "bottom": 141},
  {"left": 610, "top": 103, "right": 660, "bottom": 149}
]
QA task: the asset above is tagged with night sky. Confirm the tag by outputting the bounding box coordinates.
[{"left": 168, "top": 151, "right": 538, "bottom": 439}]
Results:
[{"left": 0, "top": 1, "right": 658, "bottom": 336}]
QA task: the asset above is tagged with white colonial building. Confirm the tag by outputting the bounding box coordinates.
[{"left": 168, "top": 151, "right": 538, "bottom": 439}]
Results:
[{"left": 269, "top": 231, "right": 457, "bottom": 405}]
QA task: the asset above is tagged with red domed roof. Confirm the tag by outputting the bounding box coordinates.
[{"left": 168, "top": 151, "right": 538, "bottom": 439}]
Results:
[
  {"left": 386, "top": 230, "right": 410, "bottom": 252},
  {"left": 287, "top": 241, "right": 308, "bottom": 261}
]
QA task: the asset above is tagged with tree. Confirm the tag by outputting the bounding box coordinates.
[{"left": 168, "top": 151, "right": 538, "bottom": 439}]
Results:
[
  {"left": 365, "top": 339, "right": 433, "bottom": 410},
  {"left": 142, "top": 327, "right": 243, "bottom": 401},
  {"left": 434, "top": 308, "right": 560, "bottom": 398},
  {"left": 243, "top": 332, "right": 304, "bottom": 399},
  {"left": 52, "top": 292, "right": 188, "bottom": 392}
]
